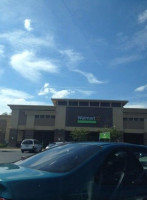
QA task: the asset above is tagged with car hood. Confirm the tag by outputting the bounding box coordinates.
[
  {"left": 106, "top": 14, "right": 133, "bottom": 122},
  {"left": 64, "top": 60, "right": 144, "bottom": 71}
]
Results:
[
  {"left": 0, "top": 163, "right": 61, "bottom": 181},
  {"left": 0, "top": 163, "right": 65, "bottom": 200}
]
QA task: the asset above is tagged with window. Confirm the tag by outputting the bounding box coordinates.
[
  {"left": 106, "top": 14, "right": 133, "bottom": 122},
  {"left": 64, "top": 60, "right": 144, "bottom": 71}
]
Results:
[
  {"left": 46, "top": 115, "right": 50, "bottom": 118},
  {"left": 101, "top": 102, "right": 110, "bottom": 107},
  {"left": 123, "top": 150, "right": 147, "bottom": 187},
  {"left": 112, "top": 103, "right": 121, "bottom": 107},
  {"left": 51, "top": 115, "right": 55, "bottom": 119},
  {"left": 134, "top": 151, "right": 147, "bottom": 171},
  {"left": 34, "top": 140, "right": 40, "bottom": 144},
  {"left": 90, "top": 102, "right": 99, "bottom": 107},
  {"left": 40, "top": 115, "right": 44, "bottom": 119},
  {"left": 58, "top": 101, "right": 67, "bottom": 106},
  {"left": 79, "top": 101, "right": 89, "bottom": 106},
  {"left": 97, "top": 151, "right": 128, "bottom": 186},
  {"left": 16, "top": 144, "right": 100, "bottom": 173},
  {"left": 69, "top": 101, "right": 78, "bottom": 106},
  {"left": 22, "top": 140, "right": 33, "bottom": 145},
  {"left": 35, "top": 115, "right": 39, "bottom": 119}
]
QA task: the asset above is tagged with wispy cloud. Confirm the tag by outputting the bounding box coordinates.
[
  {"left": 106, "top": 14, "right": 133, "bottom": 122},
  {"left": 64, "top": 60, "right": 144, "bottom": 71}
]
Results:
[
  {"left": 60, "top": 49, "right": 84, "bottom": 63},
  {"left": 0, "top": 30, "right": 54, "bottom": 50},
  {"left": 0, "top": 88, "right": 33, "bottom": 99},
  {"left": 73, "top": 69, "right": 103, "bottom": 84},
  {"left": 10, "top": 50, "right": 59, "bottom": 82},
  {"left": 38, "top": 83, "right": 75, "bottom": 98},
  {"left": 135, "top": 84, "right": 147, "bottom": 92},
  {"left": 0, "top": 45, "right": 5, "bottom": 57},
  {"left": 60, "top": 49, "right": 104, "bottom": 84},
  {"left": 138, "top": 10, "right": 147, "bottom": 24},
  {"left": 125, "top": 102, "right": 147, "bottom": 108},
  {"left": 76, "top": 89, "right": 94, "bottom": 96},
  {"left": 110, "top": 55, "right": 142, "bottom": 66},
  {"left": 121, "top": 26, "right": 147, "bottom": 51},
  {"left": 24, "top": 19, "right": 33, "bottom": 31},
  {"left": 60, "top": 49, "right": 84, "bottom": 68},
  {"left": 0, "top": 88, "right": 46, "bottom": 114}
]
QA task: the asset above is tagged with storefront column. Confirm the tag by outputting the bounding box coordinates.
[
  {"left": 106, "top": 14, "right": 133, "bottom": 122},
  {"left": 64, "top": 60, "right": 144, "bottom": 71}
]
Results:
[{"left": 54, "top": 129, "right": 65, "bottom": 141}]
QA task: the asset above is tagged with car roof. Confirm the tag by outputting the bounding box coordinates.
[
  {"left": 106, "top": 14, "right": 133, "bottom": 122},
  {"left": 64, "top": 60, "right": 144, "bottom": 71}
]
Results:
[
  {"left": 22, "top": 139, "right": 38, "bottom": 142},
  {"left": 66, "top": 142, "right": 147, "bottom": 149}
]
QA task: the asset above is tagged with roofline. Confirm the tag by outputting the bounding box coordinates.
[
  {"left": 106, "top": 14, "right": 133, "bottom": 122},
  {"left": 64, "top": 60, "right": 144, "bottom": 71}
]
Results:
[
  {"left": 51, "top": 98, "right": 128, "bottom": 106},
  {"left": 8, "top": 104, "right": 55, "bottom": 110}
]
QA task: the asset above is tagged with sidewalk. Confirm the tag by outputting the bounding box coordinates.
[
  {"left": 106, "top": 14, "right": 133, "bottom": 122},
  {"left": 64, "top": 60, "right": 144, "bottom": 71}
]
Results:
[{"left": 0, "top": 147, "right": 20, "bottom": 152}]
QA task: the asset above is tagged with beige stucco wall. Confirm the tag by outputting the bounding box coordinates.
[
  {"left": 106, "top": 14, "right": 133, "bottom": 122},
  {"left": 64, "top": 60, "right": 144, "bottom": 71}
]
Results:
[
  {"left": 144, "top": 119, "right": 147, "bottom": 145},
  {"left": 113, "top": 108, "right": 123, "bottom": 131},
  {"left": 10, "top": 109, "right": 19, "bottom": 129},
  {"left": 0, "top": 115, "right": 11, "bottom": 143},
  {"left": 55, "top": 106, "right": 66, "bottom": 129},
  {"left": 26, "top": 114, "right": 35, "bottom": 130}
]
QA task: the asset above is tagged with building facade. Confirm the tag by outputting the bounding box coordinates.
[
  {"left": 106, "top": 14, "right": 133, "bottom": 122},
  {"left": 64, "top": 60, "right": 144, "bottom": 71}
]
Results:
[
  {"left": 0, "top": 115, "right": 11, "bottom": 144},
  {"left": 7, "top": 98, "right": 147, "bottom": 147}
]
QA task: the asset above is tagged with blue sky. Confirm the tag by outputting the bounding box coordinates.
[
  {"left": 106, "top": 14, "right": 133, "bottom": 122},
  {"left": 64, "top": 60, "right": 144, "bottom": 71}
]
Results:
[{"left": 0, "top": 0, "right": 147, "bottom": 113}]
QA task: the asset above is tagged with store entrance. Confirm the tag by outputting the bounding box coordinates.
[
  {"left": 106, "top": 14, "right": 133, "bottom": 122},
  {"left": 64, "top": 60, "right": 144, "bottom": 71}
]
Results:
[
  {"left": 34, "top": 131, "right": 54, "bottom": 148},
  {"left": 123, "top": 133, "right": 144, "bottom": 145}
]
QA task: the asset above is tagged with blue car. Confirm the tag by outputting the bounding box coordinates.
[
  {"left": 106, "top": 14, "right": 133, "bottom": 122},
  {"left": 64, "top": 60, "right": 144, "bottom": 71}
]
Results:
[{"left": 0, "top": 142, "right": 147, "bottom": 200}]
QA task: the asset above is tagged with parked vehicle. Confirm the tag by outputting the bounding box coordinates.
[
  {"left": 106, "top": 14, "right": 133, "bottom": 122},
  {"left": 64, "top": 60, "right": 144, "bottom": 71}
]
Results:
[
  {"left": 45, "top": 141, "right": 65, "bottom": 150},
  {"left": 21, "top": 139, "right": 42, "bottom": 153},
  {"left": 0, "top": 142, "right": 147, "bottom": 200}
]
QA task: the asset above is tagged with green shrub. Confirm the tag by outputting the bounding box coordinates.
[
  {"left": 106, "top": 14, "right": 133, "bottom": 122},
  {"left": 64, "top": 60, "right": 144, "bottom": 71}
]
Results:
[{"left": 0, "top": 143, "right": 7, "bottom": 148}]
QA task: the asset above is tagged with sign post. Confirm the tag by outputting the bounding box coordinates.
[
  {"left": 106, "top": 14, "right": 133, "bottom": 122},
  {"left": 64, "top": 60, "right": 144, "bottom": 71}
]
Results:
[{"left": 99, "top": 132, "right": 110, "bottom": 141}]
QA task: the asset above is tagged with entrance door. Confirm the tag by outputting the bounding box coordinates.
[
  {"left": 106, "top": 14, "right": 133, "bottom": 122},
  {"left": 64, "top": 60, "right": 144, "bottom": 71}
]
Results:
[
  {"left": 124, "top": 133, "right": 144, "bottom": 145},
  {"left": 34, "top": 130, "right": 54, "bottom": 148}
]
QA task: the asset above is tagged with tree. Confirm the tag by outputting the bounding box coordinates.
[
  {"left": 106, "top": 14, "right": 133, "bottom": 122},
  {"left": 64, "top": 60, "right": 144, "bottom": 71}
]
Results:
[
  {"left": 101, "top": 127, "right": 121, "bottom": 142},
  {"left": 70, "top": 128, "right": 89, "bottom": 141},
  {"left": 1, "top": 112, "right": 9, "bottom": 115}
]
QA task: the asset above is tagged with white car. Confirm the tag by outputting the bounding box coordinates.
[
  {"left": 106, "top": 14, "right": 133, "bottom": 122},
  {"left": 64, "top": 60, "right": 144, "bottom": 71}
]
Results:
[
  {"left": 45, "top": 142, "right": 65, "bottom": 150},
  {"left": 21, "top": 139, "right": 42, "bottom": 153}
]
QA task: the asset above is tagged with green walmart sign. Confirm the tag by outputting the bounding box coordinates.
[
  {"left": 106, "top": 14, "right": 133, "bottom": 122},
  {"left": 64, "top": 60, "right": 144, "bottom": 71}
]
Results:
[
  {"left": 77, "top": 116, "right": 96, "bottom": 124},
  {"left": 99, "top": 132, "right": 110, "bottom": 140}
]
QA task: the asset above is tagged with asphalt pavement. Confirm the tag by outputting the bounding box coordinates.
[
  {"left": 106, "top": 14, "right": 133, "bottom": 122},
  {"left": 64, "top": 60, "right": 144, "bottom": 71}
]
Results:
[{"left": 0, "top": 148, "right": 34, "bottom": 163}]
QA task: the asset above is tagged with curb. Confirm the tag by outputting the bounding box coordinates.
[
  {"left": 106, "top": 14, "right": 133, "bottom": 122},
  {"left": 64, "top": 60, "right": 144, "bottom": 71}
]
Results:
[{"left": 0, "top": 148, "right": 20, "bottom": 152}]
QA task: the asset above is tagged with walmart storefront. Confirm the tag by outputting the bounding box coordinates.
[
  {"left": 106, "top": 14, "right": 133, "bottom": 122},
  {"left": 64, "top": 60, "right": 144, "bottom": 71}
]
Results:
[{"left": 8, "top": 98, "right": 147, "bottom": 146}]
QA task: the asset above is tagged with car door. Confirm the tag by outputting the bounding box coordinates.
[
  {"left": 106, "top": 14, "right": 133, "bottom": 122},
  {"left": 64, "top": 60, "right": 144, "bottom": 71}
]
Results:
[
  {"left": 122, "top": 147, "right": 147, "bottom": 200},
  {"left": 92, "top": 148, "right": 129, "bottom": 200},
  {"left": 91, "top": 147, "right": 147, "bottom": 200}
]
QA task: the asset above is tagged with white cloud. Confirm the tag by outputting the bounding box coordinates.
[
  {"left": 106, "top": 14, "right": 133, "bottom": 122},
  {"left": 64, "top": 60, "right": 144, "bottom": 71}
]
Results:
[
  {"left": 122, "top": 26, "right": 147, "bottom": 51},
  {"left": 138, "top": 10, "right": 147, "bottom": 24},
  {"left": 10, "top": 50, "right": 59, "bottom": 82},
  {"left": 0, "top": 88, "right": 46, "bottom": 114},
  {"left": 60, "top": 49, "right": 104, "bottom": 84},
  {"left": 60, "top": 49, "right": 84, "bottom": 67},
  {"left": 110, "top": 55, "right": 142, "bottom": 66},
  {"left": 52, "top": 90, "right": 74, "bottom": 98},
  {"left": 38, "top": 83, "right": 74, "bottom": 98},
  {"left": 24, "top": 19, "right": 33, "bottom": 31},
  {"left": 76, "top": 89, "right": 94, "bottom": 96},
  {"left": 0, "top": 45, "right": 4, "bottom": 57},
  {"left": 73, "top": 69, "right": 103, "bottom": 84},
  {"left": 0, "top": 30, "right": 54, "bottom": 50},
  {"left": 0, "top": 88, "right": 33, "bottom": 99},
  {"left": 135, "top": 84, "right": 147, "bottom": 92},
  {"left": 125, "top": 102, "right": 147, "bottom": 108}
]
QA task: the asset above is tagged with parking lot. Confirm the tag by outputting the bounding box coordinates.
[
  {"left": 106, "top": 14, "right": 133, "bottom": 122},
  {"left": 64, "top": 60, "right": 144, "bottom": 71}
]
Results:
[{"left": 0, "top": 149, "right": 34, "bottom": 163}]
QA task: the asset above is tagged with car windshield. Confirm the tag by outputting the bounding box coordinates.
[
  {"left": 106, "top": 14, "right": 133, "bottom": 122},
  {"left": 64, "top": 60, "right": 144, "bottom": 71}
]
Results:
[
  {"left": 22, "top": 140, "right": 33, "bottom": 145},
  {"left": 15, "top": 143, "right": 100, "bottom": 173}
]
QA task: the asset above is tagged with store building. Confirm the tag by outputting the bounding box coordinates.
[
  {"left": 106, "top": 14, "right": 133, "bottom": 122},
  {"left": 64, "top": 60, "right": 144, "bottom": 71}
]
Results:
[
  {"left": 8, "top": 98, "right": 147, "bottom": 147},
  {"left": 0, "top": 115, "right": 11, "bottom": 144}
]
